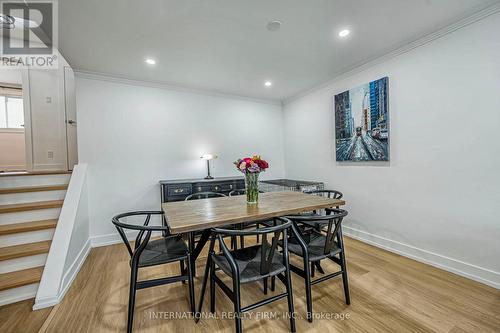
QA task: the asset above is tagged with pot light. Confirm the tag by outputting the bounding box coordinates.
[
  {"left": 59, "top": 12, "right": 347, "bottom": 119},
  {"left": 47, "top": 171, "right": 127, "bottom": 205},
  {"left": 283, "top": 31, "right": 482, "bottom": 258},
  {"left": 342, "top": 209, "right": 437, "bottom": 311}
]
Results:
[
  {"left": 264, "top": 81, "right": 272, "bottom": 87},
  {"left": 338, "top": 29, "right": 350, "bottom": 38},
  {"left": 267, "top": 20, "right": 282, "bottom": 32},
  {"left": 145, "top": 58, "right": 156, "bottom": 65}
]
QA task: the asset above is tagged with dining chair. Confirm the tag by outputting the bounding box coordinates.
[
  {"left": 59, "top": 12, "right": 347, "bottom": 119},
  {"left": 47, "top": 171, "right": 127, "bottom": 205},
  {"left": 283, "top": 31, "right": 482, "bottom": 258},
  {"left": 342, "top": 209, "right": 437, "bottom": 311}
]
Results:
[
  {"left": 197, "top": 217, "right": 296, "bottom": 333},
  {"left": 228, "top": 188, "right": 246, "bottom": 196},
  {"left": 278, "top": 208, "right": 350, "bottom": 322},
  {"left": 305, "top": 189, "right": 343, "bottom": 201},
  {"left": 184, "top": 191, "right": 240, "bottom": 275},
  {"left": 185, "top": 191, "right": 227, "bottom": 200},
  {"left": 112, "top": 211, "right": 195, "bottom": 333},
  {"left": 303, "top": 189, "right": 343, "bottom": 218}
]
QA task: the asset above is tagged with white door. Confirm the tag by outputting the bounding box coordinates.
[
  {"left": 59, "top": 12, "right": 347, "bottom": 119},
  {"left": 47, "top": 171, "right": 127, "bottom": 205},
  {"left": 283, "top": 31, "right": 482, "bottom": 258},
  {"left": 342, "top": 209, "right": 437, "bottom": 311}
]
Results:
[{"left": 64, "top": 66, "right": 78, "bottom": 170}]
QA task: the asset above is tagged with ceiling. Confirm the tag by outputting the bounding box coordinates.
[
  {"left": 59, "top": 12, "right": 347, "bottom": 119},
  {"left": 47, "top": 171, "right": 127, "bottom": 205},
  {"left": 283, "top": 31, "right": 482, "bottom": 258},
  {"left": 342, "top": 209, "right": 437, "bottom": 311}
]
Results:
[{"left": 58, "top": 0, "right": 498, "bottom": 102}]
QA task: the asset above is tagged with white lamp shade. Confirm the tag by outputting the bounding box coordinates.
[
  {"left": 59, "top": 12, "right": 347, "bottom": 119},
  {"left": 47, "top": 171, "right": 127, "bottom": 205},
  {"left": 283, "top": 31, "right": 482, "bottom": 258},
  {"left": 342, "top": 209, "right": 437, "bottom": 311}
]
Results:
[{"left": 201, "top": 154, "right": 217, "bottom": 160}]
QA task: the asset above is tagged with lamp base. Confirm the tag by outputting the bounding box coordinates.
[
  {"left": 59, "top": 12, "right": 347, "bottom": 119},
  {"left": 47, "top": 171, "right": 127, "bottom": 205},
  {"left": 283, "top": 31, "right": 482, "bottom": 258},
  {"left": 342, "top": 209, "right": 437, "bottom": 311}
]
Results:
[{"left": 204, "top": 175, "right": 214, "bottom": 180}]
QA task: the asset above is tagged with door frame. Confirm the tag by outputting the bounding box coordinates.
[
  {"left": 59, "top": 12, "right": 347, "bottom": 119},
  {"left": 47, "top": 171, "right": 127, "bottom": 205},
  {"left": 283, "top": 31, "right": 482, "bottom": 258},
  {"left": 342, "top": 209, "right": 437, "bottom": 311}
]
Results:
[
  {"left": 62, "top": 65, "right": 77, "bottom": 171},
  {"left": 21, "top": 67, "right": 34, "bottom": 172}
]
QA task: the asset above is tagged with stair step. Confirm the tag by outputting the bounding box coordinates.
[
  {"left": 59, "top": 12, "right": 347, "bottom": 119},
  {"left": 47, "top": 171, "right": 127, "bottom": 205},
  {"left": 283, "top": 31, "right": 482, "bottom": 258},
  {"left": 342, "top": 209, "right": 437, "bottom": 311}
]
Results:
[
  {"left": 0, "top": 171, "right": 71, "bottom": 177},
  {"left": 0, "top": 266, "right": 43, "bottom": 291},
  {"left": 0, "top": 220, "right": 58, "bottom": 236},
  {"left": 0, "top": 241, "right": 52, "bottom": 261},
  {"left": 0, "top": 200, "right": 64, "bottom": 214},
  {"left": 0, "top": 185, "right": 68, "bottom": 195}
]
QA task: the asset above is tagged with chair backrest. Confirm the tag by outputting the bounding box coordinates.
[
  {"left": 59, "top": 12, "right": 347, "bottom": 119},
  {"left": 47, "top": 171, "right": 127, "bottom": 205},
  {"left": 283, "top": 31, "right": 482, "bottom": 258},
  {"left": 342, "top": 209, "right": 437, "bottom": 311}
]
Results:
[
  {"left": 228, "top": 189, "right": 246, "bottom": 196},
  {"left": 228, "top": 189, "right": 264, "bottom": 197},
  {"left": 112, "top": 211, "right": 169, "bottom": 258},
  {"left": 185, "top": 191, "right": 227, "bottom": 201},
  {"left": 287, "top": 209, "right": 348, "bottom": 255},
  {"left": 213, "top": 217, "right": 292, "bottom": 276},
  {"left": 305, "top": 189, "right": 343, "bottom": 200}
]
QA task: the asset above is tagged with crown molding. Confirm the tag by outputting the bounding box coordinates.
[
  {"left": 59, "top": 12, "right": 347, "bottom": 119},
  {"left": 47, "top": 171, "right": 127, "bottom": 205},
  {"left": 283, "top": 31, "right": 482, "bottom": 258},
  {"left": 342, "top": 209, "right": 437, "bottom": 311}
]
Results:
[
  {"left": 74, "top": 70, "right": 282, "bottom": 107},
  {"left": 283, "top": 1, "right": 500, "bottom": 105}
]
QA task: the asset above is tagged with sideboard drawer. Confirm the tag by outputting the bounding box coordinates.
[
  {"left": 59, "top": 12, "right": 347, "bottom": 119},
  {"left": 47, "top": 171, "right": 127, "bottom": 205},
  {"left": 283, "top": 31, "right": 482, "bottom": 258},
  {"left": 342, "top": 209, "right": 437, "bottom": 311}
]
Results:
[
  {"left": 167, "top": 184, "right": 192, "bottom": 197},
  {"left": 193, "top": 184, "right": 212, "bottom": 193},
  {"left": 216, "top": 183, "right": 236, "bottom": 192}
]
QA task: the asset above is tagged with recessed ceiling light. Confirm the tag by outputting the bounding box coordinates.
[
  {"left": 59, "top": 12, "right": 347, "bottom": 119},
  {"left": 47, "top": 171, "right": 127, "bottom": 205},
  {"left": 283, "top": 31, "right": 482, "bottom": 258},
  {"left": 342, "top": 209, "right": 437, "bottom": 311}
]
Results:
[
  {"left": 338, "top": 29, "right": 350, "bottom": 38},
  {"left": 145, "top": 58, "right": 156, "bottom": 65},
  {"left": 264, "top": 81, "right": 272, "bottom": 87},
  {"left": 266, "top": 20, "right": 282, "bottom": 32}
]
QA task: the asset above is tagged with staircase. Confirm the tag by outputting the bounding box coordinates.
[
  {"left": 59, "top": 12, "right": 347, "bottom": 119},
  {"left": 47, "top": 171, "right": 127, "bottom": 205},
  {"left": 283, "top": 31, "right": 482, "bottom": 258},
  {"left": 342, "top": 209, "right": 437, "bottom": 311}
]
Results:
[{"left": 0, "top": 171, "right": 71, "bottom": 306}]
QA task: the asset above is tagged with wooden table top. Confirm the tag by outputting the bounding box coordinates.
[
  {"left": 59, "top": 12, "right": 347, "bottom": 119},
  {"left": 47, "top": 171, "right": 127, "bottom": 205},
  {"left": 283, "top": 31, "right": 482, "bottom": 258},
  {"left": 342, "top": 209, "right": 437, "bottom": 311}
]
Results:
[{"left": 162, "top": 191, "right": 345, "bottom": 233}]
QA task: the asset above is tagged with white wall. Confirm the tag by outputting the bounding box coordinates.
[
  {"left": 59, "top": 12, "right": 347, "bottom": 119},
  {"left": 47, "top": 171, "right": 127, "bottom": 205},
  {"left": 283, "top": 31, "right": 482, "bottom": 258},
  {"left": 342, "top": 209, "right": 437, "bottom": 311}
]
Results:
[
  {"left": 0, "top": 132, "right": 25, "bottom": 171},
  {"left": 283, "top": 13, "right": 500, "bottom": 287},
  {"left": 75, "top": 77, "right": 285, "bottom": 240},
  {"left": 0, "top": 70, "right": 22, "bottom": 85}
]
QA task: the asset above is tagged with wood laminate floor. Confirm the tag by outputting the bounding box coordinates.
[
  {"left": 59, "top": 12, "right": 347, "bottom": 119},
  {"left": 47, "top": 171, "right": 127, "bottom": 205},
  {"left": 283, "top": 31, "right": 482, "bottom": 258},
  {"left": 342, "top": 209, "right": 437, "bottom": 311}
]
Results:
[{"left": 1, "top": 237, "right": 499, "bottom": 333}]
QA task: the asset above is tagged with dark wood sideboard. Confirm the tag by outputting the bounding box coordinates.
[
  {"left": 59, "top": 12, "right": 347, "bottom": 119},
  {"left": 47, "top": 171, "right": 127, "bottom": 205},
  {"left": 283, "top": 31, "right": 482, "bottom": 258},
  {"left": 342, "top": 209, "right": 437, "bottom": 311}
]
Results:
[{"left": 159, "top": 176, "right": 245, "bottom": 202}]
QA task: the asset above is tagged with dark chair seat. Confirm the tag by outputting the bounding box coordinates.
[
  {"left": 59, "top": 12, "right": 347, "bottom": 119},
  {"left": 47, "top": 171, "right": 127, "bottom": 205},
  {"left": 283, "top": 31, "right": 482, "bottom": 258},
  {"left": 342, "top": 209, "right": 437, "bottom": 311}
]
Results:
[
  {"left": 137, "top": 236, "right": 189, "bottom": 268},
  {"left": 212, "top": 245, "right": 286, "bottom": 283},
  {"left": 112, "top": 211, "right": 195, "bottom": 333},
  {"left": 297, "top": 215, "right": 325, "bottom": 229},
  {"left": 284, "top": 231, "right": 341, "bottom": 262}
]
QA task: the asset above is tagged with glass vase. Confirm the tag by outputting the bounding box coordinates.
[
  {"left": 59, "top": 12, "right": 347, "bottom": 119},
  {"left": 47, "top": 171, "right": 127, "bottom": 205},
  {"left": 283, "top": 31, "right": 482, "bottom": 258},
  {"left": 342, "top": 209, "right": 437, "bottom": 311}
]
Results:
[{"left": 245, "top": 172, "right": 260, "bottom": 204}]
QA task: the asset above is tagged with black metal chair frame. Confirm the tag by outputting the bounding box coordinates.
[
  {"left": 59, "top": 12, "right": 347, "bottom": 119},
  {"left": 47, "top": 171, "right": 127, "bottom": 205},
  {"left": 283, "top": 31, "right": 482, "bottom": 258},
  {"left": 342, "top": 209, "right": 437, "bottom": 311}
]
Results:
[
  {"left": 300, "top": 189, "right": 344, "bottom": 275},
  {"left": 196, "top": 217, "right": 296, "bottom": 333},
  {"left": 184, "top": 192, "right": 231, "bottom": 274},
  {"left": 304, "top": 189, "right": 343, "bottom": 200},
  {"left": 279, "top": 208, "right": 350, "bottom": 322},
  {"left": 112, "top": 211, "right": 195, "bottom": 333}
]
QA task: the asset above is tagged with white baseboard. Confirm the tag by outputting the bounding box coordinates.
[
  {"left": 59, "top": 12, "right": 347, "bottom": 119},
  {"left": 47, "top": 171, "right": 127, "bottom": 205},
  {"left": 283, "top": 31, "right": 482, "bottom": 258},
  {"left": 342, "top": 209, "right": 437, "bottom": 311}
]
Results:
[
  {"left": 90, "top": 230, "right": 138, "bottom": 247},
  {"left": 343, "top": 226, "right": 500, "bottom": 290},
  {"left": 59, "top": 239, "right": 91, "bottom": 299},
  {"left": 32, "top": 163, "right": 66, "bottom": 171},
  {"left": 33, "top": 239, "right": 91, "bottom": 310}
]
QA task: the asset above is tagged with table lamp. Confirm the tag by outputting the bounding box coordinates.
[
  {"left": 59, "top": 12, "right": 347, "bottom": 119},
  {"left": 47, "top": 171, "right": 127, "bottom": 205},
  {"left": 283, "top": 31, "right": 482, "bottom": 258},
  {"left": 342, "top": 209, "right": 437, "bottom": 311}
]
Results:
[{"left": 200, "top": 154, "right": 217, "bottom": 179}]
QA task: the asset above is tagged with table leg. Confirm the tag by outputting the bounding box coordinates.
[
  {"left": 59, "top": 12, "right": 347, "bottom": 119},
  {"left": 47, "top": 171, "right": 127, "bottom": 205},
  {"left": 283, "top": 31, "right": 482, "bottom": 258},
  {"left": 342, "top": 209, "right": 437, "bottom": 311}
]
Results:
[
  {"left": 192, "top": 229, "right": 212, "bottom": 260},
  {"left": 195, "top": 234, "right": 215, "bottom": 323},
  {"left": 188, "top": 232, "right": 196, "bottom": 277},
  {"left": 188, "top": 229, "right": 212, "bottom": 278}
]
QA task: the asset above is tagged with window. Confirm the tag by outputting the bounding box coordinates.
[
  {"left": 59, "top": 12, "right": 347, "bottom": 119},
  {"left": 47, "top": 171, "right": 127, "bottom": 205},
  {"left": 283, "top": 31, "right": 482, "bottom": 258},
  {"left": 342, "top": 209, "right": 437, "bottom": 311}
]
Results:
[{"left": 0, "top": 95, "right": 24, "bottom": 129}]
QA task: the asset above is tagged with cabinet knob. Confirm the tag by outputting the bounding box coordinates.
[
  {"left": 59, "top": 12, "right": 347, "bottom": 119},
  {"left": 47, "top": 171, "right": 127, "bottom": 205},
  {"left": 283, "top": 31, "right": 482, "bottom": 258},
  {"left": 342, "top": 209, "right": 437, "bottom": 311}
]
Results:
[{"left": 174, "top": 188, "right": 184, "bottom": 193}]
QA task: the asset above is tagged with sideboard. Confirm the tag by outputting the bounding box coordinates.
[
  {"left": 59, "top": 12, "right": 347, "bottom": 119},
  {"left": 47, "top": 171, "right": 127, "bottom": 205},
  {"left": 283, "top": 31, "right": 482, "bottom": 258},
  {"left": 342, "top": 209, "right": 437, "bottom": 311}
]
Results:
[{"left": 159, "top": 176, "right": 245, "bottom": 202}]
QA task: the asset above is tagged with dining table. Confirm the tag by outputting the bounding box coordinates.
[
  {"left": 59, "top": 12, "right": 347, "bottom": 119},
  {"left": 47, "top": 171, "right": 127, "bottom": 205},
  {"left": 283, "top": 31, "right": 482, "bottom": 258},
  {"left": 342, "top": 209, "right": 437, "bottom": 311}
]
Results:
[
  {"left": 162, "top": 190, "right": 345, "bottom": 265},
  {"left": 162, "top": 190, "right": 345, "bottom": 317}
]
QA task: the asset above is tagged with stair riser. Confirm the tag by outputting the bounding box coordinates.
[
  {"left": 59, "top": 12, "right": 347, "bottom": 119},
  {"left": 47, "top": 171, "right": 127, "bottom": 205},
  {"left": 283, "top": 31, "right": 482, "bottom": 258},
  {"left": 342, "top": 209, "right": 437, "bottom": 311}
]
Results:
[
  {"left": 0, "top": 208, "right": 61, "bottom": 225},
  {"left": 0, "top": 229, "right": 55, "bottom": 247},
  {"left": 0, "top": 174, "right": 70, "bottom": 189},
  {"left": 0, "top": 190, "right": 67, "bottom": 205},
  {"left": 0, "top": 283, "right": 39, "bottom": 307},
  {"left": 0, "top": 254, "right": 48, "bottom": 274}
]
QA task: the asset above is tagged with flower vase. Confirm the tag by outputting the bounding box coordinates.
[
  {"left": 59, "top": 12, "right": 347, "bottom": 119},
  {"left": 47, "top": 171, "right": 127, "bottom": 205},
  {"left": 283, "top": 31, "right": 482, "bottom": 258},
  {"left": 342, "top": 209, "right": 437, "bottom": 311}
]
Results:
[{"left": 245, "top": 172, "right": 260, "bottom": 204}]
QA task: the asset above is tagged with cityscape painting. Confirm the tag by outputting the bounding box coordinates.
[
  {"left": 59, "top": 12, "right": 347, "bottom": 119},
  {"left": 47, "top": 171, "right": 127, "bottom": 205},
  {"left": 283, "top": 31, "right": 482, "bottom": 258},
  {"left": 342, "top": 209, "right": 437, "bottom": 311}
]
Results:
[{"left": 334, "top": 77, "right": 389, "bottom": 161}]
